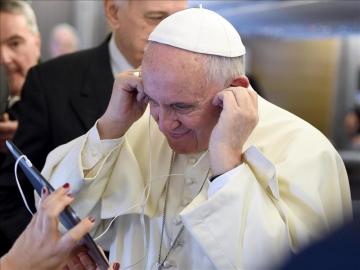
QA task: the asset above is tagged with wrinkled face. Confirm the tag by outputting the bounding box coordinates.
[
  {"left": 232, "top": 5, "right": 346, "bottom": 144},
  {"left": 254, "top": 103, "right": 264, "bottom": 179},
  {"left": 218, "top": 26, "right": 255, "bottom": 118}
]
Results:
[
  {"left": 142, "top": 44, "right": 224, "bottom": 154},
  {"left": 115, "top": 0, "right": 187, "bottom": 67},
  {"left": 0, "top": 12, "right": 40, "bottom": 96}
]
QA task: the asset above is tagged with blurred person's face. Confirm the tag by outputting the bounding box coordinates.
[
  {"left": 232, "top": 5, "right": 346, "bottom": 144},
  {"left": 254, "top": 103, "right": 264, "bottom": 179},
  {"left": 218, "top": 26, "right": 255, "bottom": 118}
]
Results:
[
  {"left": 49, "top": 29, "right": 79, "bottom": 58},
  {"left": 344, "top": 112, "right": 360, "bottom": 136},
  {"left": 104, "top": 0, "right": 187, "bottom": 67},
  {"left": 142, "top": 44, "right": 223, "bottom": 154},
  {"left": 0, "top": 12, "right": 40, "bottom": 96}
]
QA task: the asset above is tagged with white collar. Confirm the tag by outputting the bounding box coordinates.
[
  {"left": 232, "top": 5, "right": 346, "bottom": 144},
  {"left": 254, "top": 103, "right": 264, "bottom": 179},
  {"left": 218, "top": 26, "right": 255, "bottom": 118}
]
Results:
[
  {"left": 108, "top": 34, "right": 134, "bottom": 76},
  {"left": 8, "top": 95, "right": 21, "bottom": 108}
]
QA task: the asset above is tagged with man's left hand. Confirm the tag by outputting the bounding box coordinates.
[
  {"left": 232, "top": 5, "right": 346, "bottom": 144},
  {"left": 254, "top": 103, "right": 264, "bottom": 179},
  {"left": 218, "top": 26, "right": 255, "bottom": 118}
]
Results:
[{"left": 209, "top": 85, "right": 258, "bottom": 176}]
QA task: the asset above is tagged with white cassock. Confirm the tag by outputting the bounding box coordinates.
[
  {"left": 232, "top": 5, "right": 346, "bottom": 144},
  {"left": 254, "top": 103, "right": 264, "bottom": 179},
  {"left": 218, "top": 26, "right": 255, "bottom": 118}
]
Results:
[{"left": 41, "top": 97, "right": 352, "bottom": 270}]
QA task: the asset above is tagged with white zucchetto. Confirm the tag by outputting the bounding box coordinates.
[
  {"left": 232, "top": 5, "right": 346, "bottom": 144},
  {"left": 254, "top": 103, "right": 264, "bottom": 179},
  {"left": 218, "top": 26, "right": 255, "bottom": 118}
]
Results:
[{"left": 148, "top": 8, "right": 246, "bottom": 58}]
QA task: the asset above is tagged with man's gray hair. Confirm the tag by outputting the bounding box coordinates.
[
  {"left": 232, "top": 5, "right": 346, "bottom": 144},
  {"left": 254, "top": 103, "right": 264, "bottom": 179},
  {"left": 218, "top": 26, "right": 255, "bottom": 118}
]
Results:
[
  {"left": 114, "top": 0, "right": 129, "bottom": 8},
  {"left": 205, "top": 55, "right": 245, "bottom": 86},
  {"left": 0, "top": 0, "right": 39, "bottom": 34}
]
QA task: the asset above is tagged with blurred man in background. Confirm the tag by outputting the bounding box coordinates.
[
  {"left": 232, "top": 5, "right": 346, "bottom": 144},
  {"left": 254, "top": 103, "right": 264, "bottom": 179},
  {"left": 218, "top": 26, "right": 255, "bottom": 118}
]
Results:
[
  {"left": 0, "top": 0, "right": 187, "bottom": 256},
  {"left": 49, "top": 23, "right": 80, "bottom": 58},
  {"left": 0, "top": 0, "right": 40, "bottom": 155},
  {"left": 344, "top": 106, "right": 360, "bottom": 148}
]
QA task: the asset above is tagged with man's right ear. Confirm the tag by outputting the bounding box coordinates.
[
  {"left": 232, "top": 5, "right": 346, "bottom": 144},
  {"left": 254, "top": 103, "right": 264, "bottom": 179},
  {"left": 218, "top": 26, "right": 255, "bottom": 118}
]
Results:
[
  {"left": 230, "top": 75, "right": 250, "bottom": 88},
  {"left": 104, "top": 0, "right": 122, "bottom": 28}
]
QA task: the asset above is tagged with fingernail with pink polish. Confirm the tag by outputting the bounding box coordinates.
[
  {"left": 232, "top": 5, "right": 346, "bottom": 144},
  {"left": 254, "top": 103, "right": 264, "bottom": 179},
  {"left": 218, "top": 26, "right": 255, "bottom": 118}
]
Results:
[
  {"left": 88, "top": 216, "right": 96, "bottom": 223},
  {"left": 113, "top": 262, "right": 120, "bottom": 270},
  {"left": 62, "top": 183, "right": 70, "bottom": 189}
]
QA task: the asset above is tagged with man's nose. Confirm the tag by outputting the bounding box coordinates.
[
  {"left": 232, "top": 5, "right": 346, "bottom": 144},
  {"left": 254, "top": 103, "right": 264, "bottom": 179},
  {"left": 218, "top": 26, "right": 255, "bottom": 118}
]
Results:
[
  {"left": 157, "top": 108, "right": 180, "bottom": 132},
  {"left": 0, "top": 46, "right": 12, "bottom": 65}
]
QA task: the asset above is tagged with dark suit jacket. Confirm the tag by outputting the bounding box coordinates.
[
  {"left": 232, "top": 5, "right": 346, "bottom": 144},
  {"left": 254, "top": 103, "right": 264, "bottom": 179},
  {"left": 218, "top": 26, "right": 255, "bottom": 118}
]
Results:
[
  {"left": 0, "top": 37, "right": 114, "bottom": 251},
  {"left": 0, "top": 101, "right": 20, "bottom": 166},
  {"left": 280, "top": 219, "right": 360, "bottom": 269}
]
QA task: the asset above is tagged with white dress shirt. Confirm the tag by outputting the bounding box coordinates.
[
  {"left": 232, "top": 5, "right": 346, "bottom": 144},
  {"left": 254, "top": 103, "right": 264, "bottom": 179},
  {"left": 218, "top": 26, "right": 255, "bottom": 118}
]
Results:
[{"left": 108, "top": 35, "right": 134, "bottom": 76}]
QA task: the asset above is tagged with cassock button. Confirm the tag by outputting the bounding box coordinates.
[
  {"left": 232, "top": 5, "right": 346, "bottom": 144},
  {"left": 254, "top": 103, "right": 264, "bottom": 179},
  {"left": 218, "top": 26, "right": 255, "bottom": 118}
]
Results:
[
  {"left": 173, "top": 216, "right": 182, "bottom": 225},
  {"left": 91, "top": 148, "right": 97, "bottom": 157},
  {"left": 163, "top": 260, "right": 176, "bottom": 268},
  {"left": 188, "top": 157, "right": 197, "bottom": 165},
  {"left": 182, "top": 198, "right": 191, "bottom": 207},
  {"left": 185, "top": 177, "right": 195, "bottom": 185}
]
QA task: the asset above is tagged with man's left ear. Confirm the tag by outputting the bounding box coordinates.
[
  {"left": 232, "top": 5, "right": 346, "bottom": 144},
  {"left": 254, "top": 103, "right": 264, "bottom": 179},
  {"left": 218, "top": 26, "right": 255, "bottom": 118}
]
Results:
[{"left": 230, "top": 75, "right": 249, "bottom": 88}]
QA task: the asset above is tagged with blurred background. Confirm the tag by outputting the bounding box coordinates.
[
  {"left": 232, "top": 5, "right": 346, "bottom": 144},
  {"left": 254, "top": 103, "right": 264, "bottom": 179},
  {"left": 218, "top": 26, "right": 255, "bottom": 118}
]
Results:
[{"left": 6, "top": 0, "right": 360, "bottom": 211}]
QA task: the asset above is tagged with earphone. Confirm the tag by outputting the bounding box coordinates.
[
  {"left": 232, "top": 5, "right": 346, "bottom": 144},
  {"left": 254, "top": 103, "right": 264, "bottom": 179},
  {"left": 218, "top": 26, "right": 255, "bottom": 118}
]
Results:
[{"left": 14, "top": 155, "right": 35, "bottom": 216}]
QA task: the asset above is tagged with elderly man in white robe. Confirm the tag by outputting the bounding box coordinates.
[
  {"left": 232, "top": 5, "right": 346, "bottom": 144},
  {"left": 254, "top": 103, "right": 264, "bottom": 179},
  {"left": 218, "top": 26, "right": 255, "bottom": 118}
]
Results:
[{"left": 41, "top": 8, "right": 352, "bottom": 270}]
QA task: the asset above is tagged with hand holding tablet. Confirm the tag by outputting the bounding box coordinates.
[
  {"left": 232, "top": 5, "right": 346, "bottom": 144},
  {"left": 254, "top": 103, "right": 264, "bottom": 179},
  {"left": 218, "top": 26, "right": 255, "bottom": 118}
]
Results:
[{"left": 5, "top": 140, "right": 110, "bottom": 270}]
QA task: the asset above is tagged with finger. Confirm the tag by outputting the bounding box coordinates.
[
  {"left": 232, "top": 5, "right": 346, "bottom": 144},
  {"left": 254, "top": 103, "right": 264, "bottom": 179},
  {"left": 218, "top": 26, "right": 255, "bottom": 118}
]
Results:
[
  {"left": 45, "top": 182, "right": 71, "bottom": 202},
  {"left": 41, "top": 183, "right": 73, "bottom": 218},
  {"left": 248, "top": 86, "right": 258, "bottom": 105},
  {"left": 136, "top": 82, "right": 146, "bottom": 103},
  {"left": 0, "top": 121, "right": 18, "bottom": 133},
  {"left": 39, "top": 185, "right": 74, "bottom": 235},
  {"left": 37, "top": 186, "right": 50, "bottom": 214},
  {"left": 212, "top": 91, "right": 224, "bottom": 107},
  {"left": 231, "top": 87, "right": 250, "bottom": 108},
  {"left": 214, "top": 90, "right": 239, "bottom": 111},
  {"left": 106, "top": 262, "right": 120, "bottom": 270},
  {"left": 67, "top": 255, "right": 86, "bottom": 270},
  {"left": 34, "top": 187, "right": 50, "bottom": 232},
  {"left": 237, "top": 87, "right": 258, "bottom": 112},
  {"left": 0, "top": 112, "right": 9, "bottom": 121},
  {"left": 59, "top": 217, "right": 95, "bottom": 251},
  {"left": 41, "top": 186, "right": 50, "bottom": 200},
  {"left": 78, "top": 251, "right": 97, "bottom": 270}
]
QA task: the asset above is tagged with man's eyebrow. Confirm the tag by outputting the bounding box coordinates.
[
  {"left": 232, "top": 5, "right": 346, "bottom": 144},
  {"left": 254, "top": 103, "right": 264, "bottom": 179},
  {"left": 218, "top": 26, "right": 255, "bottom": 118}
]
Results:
[
  {"left": 6, "top": 35, "right": 25, "bottom": 42},
  {"left": 144, "top": 11, "right": 169, "bottom": 18}
]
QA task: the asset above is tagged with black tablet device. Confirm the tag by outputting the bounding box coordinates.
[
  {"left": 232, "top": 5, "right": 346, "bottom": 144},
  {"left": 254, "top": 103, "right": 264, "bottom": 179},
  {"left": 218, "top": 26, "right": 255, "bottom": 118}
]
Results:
[{"left": 6, "top": 140, "right": 109, "bottom": 270}]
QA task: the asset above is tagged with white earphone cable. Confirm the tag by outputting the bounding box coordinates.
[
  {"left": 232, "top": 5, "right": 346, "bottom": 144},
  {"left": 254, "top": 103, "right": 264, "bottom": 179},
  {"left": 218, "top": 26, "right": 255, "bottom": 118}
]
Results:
[{"left": 14, "top": 155, "right": 34, "bottom": 216}]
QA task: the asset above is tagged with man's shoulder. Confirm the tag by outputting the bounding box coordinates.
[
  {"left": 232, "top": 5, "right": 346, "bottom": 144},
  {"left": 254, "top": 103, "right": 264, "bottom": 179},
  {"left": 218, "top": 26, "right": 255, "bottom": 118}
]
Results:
[
  {"left": 257, "top": 97, "right": 336, "bottom": 152},
  {"left": 25, "top": 37, "right": 112, "bottom": 91},
  {"left": 33, "top": 37, "right": 110, "bottom": 75},
  {"left": 38, "top": 43, "right": 109, "bottom": 72}
]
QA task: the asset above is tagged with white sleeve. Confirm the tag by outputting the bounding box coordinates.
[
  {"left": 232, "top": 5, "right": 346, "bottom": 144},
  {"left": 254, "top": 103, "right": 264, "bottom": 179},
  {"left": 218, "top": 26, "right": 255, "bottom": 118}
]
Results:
[
  {"left": 208, "top": 146, "right": 280, "bottom": 199},
  {"left": 81, "top": 122, "right": 122, "bottom": 170}
]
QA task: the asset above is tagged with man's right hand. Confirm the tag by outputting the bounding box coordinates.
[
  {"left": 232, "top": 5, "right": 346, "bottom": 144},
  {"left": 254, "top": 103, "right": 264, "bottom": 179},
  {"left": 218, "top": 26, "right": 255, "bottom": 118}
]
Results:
[
  {"left": 97, "top": 70, "right": 147, "bottom": 139},
  {"left": 0, "top": 112, "right": 18, "bottom": 152}
]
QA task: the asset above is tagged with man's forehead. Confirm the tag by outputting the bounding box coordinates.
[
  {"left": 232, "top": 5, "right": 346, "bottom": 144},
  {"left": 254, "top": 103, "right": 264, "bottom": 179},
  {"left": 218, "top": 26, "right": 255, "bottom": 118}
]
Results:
[
  {"left": 142, "top": 48, "right": 210, "bottom": 101},
  {"left": 1, "top": 12, "right": 27, "bottom": 28},
  {"left": 0, "top": 12, "right": 31, "bottom": 38}
]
